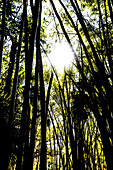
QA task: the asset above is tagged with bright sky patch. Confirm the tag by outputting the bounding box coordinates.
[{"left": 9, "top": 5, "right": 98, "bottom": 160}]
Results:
[{"left": 49, "top": 42, "right": 74, "bottom": 72}]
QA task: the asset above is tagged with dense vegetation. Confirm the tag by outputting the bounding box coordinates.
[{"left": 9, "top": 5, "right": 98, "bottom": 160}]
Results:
[{"left": 0, "top": 0, "right": 113, "bottom": 169}]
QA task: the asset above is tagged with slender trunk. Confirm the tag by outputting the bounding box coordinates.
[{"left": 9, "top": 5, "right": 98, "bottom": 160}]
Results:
[
  {"left": 49, "top": 110, "right": 64, "bottom": 168},
  {"left": 4, "top": 40, "right": 17, "bottom": 95},
  {"left": 36, "top": 2, "right": 47, "bottom": 169},
  {"left": 108, "top": 0, "right": 113, "bottom": 25},
  {"left": 0, "top": 0, "right": 6, "bottom": 76},
  {"left": 2, "top": 12, "right": 24, "bottom": 170},
  {"left": 16, "top": 0, "right": 40, "bottom": 167}
]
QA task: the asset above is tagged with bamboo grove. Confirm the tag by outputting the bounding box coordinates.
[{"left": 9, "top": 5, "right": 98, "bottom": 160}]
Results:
[{"left": 0, "top": 0, "right": 113, "bottom": 169}]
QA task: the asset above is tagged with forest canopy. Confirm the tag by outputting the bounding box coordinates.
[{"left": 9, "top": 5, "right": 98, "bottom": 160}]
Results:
[{"left": 0, "top": 0, "right": 113, "bottom": 169}]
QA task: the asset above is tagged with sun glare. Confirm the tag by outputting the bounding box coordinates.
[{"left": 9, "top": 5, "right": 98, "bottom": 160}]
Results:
[{"left": 49, "top": 42, "right": 74, "bottom": 72}]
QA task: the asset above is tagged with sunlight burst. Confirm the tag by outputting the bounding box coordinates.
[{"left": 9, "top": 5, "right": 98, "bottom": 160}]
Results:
[{"left": 49, "top": 42, "right": 74, "bottom": 72}]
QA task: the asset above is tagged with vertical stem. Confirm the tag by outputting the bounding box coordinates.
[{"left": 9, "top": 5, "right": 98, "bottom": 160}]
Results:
[{"left": 0, "top": 0, "right": 6, "bottom": 76}]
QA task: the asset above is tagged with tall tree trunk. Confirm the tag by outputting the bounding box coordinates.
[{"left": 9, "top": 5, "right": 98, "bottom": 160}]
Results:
[
  {"left": 0, "top": 11, "right": 24, "bottom": 170},
  {"left": 4, "top": 40, "right": 17, "bottom": 96},
  {"left": 16, "top": 0, "right": 40, "bottom": 168},
  {"left": 37, "top": 2, "right": 47, "bottom": 169},
  {"left": 0, "top": 0, "right": 6, "bottom": 76}
]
